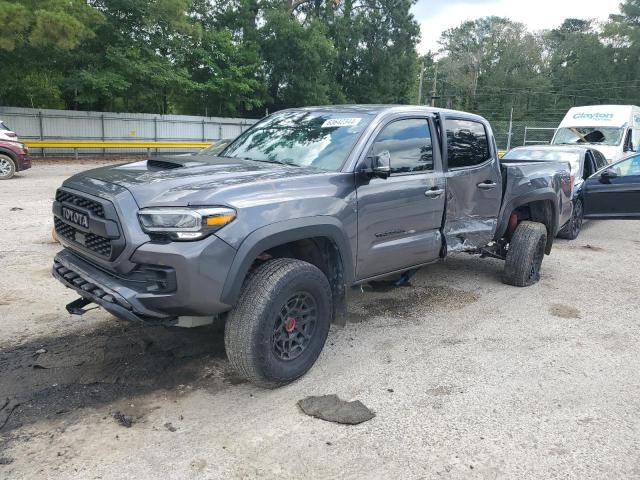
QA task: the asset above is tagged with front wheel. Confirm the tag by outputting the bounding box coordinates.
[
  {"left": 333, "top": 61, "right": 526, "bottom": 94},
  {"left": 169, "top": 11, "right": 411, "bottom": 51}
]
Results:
[
  {"left": 224, "top": 258, "right": 333, "bottom": 388},
  {"left": 557, "top": 199, "right": 583, "bottom": 240},
  {"left": 502, "top": 221, "right": 547, "bottom": 287},
  {"left": 0, "top": 155, "right": 16, "bottom": 180}
]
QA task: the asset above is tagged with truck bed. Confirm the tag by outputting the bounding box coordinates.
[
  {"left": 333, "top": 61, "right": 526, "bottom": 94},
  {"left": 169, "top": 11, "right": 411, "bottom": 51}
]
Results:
[{"left": 498, "top": 159, "right": 573, "bottom": 241}]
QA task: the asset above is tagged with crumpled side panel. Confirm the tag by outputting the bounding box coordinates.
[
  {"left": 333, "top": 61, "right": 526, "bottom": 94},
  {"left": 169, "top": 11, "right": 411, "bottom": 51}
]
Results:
[{"left": 442, "top": 165, "right": 502, "bottom": 254}]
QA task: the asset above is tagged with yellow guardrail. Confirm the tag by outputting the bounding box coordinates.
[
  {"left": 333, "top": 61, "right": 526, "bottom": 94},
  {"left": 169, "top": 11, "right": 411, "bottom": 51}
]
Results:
[{"left": 24, "top": 140, "right": 211, "bottom": 149}]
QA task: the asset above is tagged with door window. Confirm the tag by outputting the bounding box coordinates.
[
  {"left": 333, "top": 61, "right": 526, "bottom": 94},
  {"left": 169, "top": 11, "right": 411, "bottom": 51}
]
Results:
[
  {"left": 592, "top": 150, "right": 608, "bottom": 169},
  {"left": 371, "top": 119, "right": 433, "bottom": 175},
  {"left": 613, "top": 156, "right": 640, "bottom": 177},
  {"left": 583, "top": 154, "right": 595, "bottom": 179},
  {"left": 445, "top": 119, "right": 491, "bottom": 168}
]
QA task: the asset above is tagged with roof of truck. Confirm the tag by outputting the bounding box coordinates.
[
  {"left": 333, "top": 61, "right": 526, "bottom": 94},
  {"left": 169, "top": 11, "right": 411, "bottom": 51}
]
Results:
[{"left": 283, "top": 104, "right": 487, "bottom": 121}]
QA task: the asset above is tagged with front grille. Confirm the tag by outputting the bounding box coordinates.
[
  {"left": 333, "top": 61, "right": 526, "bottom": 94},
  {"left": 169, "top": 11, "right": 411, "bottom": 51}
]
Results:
[
  {"left": 84, "top": 233, "right": 112, "bottom": 257},
  {"left": 56, "top": 189, "right": 105, "bottom": 218},
  {"left": 54, "top": 217, "right": 75, "bottom": 240},
  {"left": 55, "top": 215, "right": 113, "bottom": 259}
]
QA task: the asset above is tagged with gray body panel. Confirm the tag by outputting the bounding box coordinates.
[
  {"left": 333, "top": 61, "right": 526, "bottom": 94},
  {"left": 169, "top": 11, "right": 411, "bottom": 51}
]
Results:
[
  {"left": 51, "top": 105, "right": 572, "bottom": 323},
  {"left": 497, "top": 160, "right": 573, "bottom": 240}
]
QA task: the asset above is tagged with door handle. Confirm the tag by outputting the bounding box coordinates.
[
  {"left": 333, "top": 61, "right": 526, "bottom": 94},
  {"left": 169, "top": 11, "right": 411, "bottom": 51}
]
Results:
[
  {"left": 477, "top": 181, "right": 497, "bottom": 190},
  {"left": 425, "top": 188, "right": 444, "bottom": 198}
]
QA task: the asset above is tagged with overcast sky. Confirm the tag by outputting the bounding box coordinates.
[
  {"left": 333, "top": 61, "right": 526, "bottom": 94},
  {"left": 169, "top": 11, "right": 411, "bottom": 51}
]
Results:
[{"left": 413, "top": 0, "right": 623, "bottom": 54}]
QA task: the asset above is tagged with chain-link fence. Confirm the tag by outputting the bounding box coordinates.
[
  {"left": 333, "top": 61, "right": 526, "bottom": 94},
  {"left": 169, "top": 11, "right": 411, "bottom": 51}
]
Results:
[{"left": 490, "top": 120, "right": 559, "bottom": 151}]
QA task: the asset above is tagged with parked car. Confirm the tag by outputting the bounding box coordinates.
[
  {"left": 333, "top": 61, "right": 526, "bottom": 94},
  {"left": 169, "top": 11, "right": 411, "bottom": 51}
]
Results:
[
  {"left": 581, "top": 153, "right": 640, "bottom": 219},
  {"left": 0, "top": 120, "right": 18, "bottom": 141},
  {"left": 0, "top": 139, "right": 30, "bottom": 180},
  {"left": 502, "top": 145, "right": 609, "bottom": 239},
  {"left": 51, "top": 105, "right": 574, "bottom": 387},
  {"left": 194, "top": 139, "right": 233, "bottom": 157}
]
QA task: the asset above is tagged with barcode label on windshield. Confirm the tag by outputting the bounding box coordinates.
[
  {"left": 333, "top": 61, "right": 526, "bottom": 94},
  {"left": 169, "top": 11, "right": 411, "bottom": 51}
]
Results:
[{"left": 321, "top": 118, "right": 362, "bottom": 128}]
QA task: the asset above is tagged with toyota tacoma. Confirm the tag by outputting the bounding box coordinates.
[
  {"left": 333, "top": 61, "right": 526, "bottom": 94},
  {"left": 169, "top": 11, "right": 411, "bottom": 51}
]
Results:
[{"left": 52, "top": 106, "right": 573, "bottom": 386}]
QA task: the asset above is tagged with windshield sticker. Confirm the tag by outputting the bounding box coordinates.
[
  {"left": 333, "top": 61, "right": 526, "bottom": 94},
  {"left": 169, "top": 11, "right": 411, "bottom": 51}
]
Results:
[{"left": 321, "top": 118, "right": 362, "bottom": 128}]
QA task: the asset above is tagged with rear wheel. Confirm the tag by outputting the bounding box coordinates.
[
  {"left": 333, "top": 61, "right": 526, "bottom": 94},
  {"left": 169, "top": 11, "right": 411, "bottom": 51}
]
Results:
[
  {"left": 502, "top": 221, "right": 547, "bottom": 287},
  {"left": 0, "top": 155, "right": 16, "bottom": 180},
  {"left": 224, "top": 258, "right": 332, "bottom": 388},
  {"left": 557, "top": 199, "right": 583, "bottom": 240}
]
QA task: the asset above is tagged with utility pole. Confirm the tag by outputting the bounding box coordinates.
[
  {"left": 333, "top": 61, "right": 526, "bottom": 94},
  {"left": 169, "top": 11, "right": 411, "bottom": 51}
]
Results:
[
  {"left": 506, "top": 106, "right": 514, "bottom": 151},
  {"left": 430, "top": 64, "right": 438, "bottom": 107},
  {"left": 417, "top": 61, "right": 424, "bottom": 105}
]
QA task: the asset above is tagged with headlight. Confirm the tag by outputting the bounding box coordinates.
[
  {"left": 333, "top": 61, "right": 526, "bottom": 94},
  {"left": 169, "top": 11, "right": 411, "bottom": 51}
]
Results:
[{"left": 138, "top": 207, "right": 236, "bottom": 241}]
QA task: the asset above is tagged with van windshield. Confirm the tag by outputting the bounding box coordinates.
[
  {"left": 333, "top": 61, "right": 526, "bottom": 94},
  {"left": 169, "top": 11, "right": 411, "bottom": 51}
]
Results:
[{"left": 552, "top": 127, "right": 624, "bottom": 146}]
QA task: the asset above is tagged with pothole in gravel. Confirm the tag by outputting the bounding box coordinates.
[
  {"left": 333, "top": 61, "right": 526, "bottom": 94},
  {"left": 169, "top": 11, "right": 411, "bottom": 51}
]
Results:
[
  {"left": 0, "top": 320, "right": 235, "bottom": 435},
  {"left": 549, "top": 303, "right": 582, "bottom": 319}
]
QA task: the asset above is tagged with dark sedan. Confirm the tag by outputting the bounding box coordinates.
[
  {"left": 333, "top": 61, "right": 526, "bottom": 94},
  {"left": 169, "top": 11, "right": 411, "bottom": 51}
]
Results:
[
  {"left": 582, "top": 154, "right": 640, "bottom": 220},
  {"left": 502, "top": 145, "right": 609, "bottom": 239}
]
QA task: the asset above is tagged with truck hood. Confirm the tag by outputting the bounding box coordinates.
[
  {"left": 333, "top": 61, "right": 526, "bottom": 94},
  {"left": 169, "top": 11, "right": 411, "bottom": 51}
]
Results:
[{"left": 68, "top": 156, "right": 329, "bottom": 207}]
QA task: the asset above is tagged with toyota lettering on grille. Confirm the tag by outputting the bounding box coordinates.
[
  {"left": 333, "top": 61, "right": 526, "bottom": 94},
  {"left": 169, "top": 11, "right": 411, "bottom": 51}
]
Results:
[{"left": 62, "top": 206, "right": 89, "bottom": 229}]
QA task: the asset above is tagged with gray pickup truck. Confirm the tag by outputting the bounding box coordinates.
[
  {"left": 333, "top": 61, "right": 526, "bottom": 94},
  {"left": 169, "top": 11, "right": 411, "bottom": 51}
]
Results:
[{"left": 52, "top": 105, "right": 572, "bottom": 386}]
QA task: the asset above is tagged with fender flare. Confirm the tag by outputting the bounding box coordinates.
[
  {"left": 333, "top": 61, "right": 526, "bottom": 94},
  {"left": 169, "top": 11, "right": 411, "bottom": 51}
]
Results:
[
  {"left": 220, "top": 217, "right": 355, "bottom": 306},
  {"left": 0, "top": 147, "right": 17, "bottom": 162},
  {"left": 495, "top": 190, "right": 559, "bottom": 250}
]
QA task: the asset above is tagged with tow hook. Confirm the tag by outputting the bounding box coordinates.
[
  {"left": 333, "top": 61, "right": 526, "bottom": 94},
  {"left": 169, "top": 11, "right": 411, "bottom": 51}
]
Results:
[{"left": 66, "top": 297, "right": 95, "bottom": 315}]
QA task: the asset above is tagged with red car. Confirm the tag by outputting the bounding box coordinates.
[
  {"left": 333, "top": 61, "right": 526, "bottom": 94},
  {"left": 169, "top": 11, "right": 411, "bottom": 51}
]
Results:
[{"left": 0, "top": 139, "right": 30, "bottom": 180}]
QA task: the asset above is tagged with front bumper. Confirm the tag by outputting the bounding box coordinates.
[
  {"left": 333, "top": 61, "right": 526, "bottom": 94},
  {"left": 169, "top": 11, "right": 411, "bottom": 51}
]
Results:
[
  {"left": 17, "top": 153, "right": 31, "bottom": 171},
  {"left": 53, "top": 233, "right": 238, "bottom": 324}
]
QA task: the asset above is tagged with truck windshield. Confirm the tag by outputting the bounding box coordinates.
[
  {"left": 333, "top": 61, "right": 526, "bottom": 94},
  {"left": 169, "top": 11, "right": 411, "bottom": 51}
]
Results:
[
  {"left": 222, "top": 111, "right": 373, "bottom": 171},
  {"left": 552, "top": 127, "right": 624, "bottom": 146},
  {"left": 502, "top": 149, "right": 582, "bottom": 175}
]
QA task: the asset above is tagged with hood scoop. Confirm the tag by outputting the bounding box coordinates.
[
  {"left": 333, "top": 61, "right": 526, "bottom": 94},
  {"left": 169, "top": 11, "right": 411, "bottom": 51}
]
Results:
[
  {"left": 146, "top": 158, "right": 210, "bottom": 170},
  {"left": 147, "top": 159, "right": 187, "bottom": 170}
]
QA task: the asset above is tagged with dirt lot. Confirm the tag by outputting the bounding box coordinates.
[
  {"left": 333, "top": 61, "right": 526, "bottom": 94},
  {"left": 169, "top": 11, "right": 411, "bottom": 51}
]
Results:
[{"left": 1, "top": 161, "right": 640, "bottom": 479}]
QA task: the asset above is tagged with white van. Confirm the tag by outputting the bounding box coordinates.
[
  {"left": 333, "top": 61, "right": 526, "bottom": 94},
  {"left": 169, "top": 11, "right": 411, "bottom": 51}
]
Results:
[{"left": 551, "top": 105, "right": 640, "bottom": 163}]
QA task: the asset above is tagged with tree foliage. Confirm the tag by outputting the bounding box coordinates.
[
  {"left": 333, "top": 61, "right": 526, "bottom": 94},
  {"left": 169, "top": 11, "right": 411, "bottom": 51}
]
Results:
[
  {"left": 430, "top": 1, "right": 640, "bottom": 123},
  {"left": 0, "top": 0, "right": 419, "bottom": 116},
  {"left": 1, "top": 0, "right": 639, "bottom": 121}
]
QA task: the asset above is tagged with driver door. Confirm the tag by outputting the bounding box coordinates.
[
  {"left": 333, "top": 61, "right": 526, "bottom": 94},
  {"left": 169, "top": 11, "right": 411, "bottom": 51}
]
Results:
[
  {"left": 583, "top": 155, "right": 640, "bottom": 219},
  {"left": 355, "top": 117, "right": 445, "bottom": 280}
]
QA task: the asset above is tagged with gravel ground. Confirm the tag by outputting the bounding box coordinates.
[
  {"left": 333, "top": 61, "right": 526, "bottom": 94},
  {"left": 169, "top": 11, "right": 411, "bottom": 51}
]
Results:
[{"left": 1, "top": 161, "right": 639, "bottom": 479}]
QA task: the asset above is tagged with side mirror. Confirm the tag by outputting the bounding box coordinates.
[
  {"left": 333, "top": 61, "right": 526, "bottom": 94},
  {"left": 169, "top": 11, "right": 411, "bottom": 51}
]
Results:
[
  {"left": 371, "top": 151, "right": 391, "bottom": 179},
  {"left": 599, "top": 168, "right": 618, "bottom": 183}
]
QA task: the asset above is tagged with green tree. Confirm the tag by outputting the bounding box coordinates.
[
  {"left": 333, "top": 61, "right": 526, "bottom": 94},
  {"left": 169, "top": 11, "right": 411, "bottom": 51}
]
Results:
[
  {"left": 436, "top": 17, "right": 552, "bottom": 118},
  {"left": 0, "top": 0, "right": 102, "bottom": 107},
  {"left": 260, "top": 8, "right": 344, "bottom": 110}
]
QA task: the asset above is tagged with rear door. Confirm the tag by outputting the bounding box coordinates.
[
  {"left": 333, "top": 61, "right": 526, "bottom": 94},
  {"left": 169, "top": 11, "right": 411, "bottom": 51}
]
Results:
[
  {"left": 441, "top": 117, "right": 502, "bottom": 251},
  {"left": 355, "top": 116, "right": 445, "bottom": 280},
  {"left": 583, "top": 154, "right": 640, "bottom": 219}
]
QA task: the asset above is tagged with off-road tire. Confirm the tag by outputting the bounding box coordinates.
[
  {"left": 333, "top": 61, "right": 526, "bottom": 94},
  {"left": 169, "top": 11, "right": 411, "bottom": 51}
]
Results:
[
  {"left": 557, "top": 199, "right": 583, "bottom": 240},
  {"left": 224, "top": 258, "right": 332, "bottom": 388},
  {"left": 0, "top": 154, "right": 16, "bottom": 180},
  {"left": 502, "top": 221, "right": 547, "bottom": 287}
]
